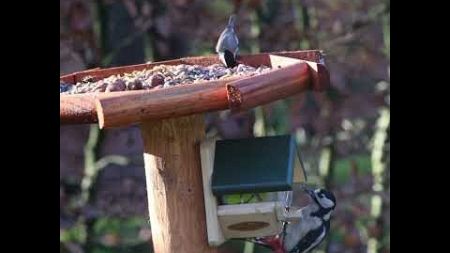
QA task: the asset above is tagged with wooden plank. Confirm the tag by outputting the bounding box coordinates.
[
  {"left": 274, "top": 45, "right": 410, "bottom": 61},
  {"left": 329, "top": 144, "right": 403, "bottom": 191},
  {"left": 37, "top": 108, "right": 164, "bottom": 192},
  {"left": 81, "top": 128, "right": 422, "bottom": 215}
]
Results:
[
  {"left": 140, "top": 115, "right": 218, "bottom": 253},
  {"left": 200, "top": 138, "right": 226, "bottom": 246},
  {"left": 60, "top": 93, "right": 98, "bottom": 124},
  {"left": 269, "top": 54, "right": 330, "bottom": 91},
  {"left": 96, "top": 78, "right": 237, "bottom": 128},
  {"left": 269, "top": 55, "right": 303, "bottom": 68},
  {"left": 60, "top": 90, "right": 146, "bottom": 124},
  {"left": 226, "top": 62, "right": 311, "bottom": 112},
  {"left": 293, "top": 153, "right": 307, "bottom": 183},
  {"left": 217, "top": 202, "right": 284, "bottom": 239}
]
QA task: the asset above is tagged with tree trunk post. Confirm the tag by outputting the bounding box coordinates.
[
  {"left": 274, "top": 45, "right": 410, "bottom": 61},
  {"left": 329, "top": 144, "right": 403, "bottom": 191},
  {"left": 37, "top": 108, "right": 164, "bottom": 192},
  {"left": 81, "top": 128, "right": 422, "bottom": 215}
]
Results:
[{"left": 140, "top": 114, "right": 218, "bottom": 253}]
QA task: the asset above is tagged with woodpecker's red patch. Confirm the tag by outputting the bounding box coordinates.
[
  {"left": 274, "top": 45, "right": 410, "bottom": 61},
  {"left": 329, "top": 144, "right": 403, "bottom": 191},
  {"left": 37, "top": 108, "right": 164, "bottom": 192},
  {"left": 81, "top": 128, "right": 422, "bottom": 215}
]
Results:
[{"left": 259, "top": 236, "right": 286, "bottom": 253}]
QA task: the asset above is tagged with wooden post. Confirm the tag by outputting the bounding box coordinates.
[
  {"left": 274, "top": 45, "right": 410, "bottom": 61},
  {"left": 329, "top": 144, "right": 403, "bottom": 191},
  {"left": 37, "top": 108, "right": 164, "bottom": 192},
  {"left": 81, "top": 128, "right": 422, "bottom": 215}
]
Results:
[{"left": 140, "top": 114, "right": 218, "bottom": 253}]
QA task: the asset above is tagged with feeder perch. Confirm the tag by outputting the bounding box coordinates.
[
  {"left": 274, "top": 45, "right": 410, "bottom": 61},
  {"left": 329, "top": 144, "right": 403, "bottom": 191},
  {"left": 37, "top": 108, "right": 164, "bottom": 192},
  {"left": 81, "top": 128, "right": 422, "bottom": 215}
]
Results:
[
  {"left": 200, "top": 135, "right": 307, "bottom": 246},
  {"left": 60, "top": 50, "right": 330, "bottom": 253}
]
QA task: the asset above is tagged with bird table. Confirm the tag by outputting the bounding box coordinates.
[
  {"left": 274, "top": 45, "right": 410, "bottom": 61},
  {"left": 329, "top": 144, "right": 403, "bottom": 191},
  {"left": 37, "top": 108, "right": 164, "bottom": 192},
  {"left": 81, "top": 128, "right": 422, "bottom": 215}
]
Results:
[{"left": 60, "top": 50, "right": 330, "bottom": 253}]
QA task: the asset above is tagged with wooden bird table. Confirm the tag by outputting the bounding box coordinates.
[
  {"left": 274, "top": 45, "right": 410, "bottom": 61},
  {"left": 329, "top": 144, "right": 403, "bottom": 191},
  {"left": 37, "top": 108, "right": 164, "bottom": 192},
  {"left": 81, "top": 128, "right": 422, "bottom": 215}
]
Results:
[{"left": 60, "top": 50, "right": 330, "bottom": 253}]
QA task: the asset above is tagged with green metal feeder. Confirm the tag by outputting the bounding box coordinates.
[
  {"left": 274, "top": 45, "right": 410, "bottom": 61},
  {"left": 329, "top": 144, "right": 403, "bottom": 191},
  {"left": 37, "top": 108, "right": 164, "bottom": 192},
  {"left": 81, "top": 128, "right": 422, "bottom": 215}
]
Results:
[{"left": 200, "top": 134, "right": 308, "bottom": 246}]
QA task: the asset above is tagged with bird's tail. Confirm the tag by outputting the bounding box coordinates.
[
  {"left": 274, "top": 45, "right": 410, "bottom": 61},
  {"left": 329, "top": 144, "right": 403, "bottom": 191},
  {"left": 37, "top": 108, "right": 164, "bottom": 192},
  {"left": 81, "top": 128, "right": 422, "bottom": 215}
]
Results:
[
  {"left": 223, "top": 50, "right": 238, "bottom": 68},
  {"left": 228, "top": 14, "right": 237, "bottom": 27}
]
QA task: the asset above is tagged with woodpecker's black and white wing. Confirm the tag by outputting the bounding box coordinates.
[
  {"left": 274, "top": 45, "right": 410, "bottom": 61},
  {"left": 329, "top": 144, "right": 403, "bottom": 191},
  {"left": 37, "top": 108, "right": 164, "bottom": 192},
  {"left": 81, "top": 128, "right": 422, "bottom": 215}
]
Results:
[{"left": 287, "top": 222, "right": 329, "bottom": 253}]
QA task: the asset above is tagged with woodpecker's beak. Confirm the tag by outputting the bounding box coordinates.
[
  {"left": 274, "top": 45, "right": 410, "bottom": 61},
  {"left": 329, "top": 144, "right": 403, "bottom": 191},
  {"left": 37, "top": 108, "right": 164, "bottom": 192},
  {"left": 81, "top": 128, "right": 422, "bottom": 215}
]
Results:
[{"left": 301, "top": 185, "right": 315, "bottom": 197}]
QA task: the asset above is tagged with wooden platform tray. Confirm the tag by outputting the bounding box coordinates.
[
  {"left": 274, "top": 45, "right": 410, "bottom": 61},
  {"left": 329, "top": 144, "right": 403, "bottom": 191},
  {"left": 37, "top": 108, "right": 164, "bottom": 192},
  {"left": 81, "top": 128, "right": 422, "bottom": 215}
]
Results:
[{"left": 60, "top": 50, "right": 330, "bottom": 128}]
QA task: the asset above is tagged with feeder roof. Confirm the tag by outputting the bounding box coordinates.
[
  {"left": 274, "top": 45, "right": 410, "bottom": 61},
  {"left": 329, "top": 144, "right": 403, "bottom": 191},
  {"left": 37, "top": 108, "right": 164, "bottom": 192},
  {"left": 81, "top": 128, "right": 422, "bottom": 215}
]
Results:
[{"left": 211, "top": 135, "right": 307, "bottom": 196}]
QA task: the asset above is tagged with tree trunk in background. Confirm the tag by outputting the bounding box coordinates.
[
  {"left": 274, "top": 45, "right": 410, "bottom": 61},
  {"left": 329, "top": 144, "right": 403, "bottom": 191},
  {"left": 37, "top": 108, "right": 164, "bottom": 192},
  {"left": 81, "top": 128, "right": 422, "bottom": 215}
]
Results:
[
  {"left": 102, "top": 0, "right": 145, "bottom": 66},
  {"left": 367, "top": 108, "right": 389, "bottom": 253},
  {"left": 82, "top": 125, "right": 105, "bottom": 253}
]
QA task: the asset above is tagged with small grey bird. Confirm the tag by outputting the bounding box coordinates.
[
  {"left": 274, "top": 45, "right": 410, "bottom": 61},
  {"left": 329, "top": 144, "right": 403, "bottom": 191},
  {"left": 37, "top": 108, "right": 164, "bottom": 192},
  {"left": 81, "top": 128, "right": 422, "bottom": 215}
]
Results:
[{"left": 216, "top": 14, "right": 239, "bottom": 68}]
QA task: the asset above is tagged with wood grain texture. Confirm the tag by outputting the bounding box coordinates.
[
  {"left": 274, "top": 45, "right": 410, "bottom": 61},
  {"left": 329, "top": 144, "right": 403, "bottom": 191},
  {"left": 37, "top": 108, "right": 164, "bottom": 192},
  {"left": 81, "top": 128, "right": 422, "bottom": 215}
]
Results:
[
  {"left": 269, "top": 55, "right": 329, "bottom": 91},
  {"left": 226, "top": 62, "right": 311, "bottom": 111},
  {"left": 140, "top": 115, "right": 218, "bottom": 253},
  {"left": 96, "top": 79, "right": 235, "bottom": 128},
  {"left": 60, "top": 93, "right": 98, "bottom": 124},
  {"left": 303, "top": 60, "right": 330, "bottom": 91},
  {"left": 97, "top": 61, "right": 316, "bottom": 127},
  {"left": 60, "top": 90, "right": 147, "bottom": 124},
  {"left": 200, "top": 138, "right": 226, "bottom": 246},
  {"left": 269, "top": 55, "right": 303, "bottom": 67},
  {"left": 217, "top": 202, "right": 283, "bottom": 239}
]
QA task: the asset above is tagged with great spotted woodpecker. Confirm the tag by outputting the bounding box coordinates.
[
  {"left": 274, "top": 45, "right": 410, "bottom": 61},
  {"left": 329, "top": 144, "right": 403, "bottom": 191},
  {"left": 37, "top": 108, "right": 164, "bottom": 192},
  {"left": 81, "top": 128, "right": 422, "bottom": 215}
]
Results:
[{"left": 251, "top": 186, "right": 336, "bottom": 253}]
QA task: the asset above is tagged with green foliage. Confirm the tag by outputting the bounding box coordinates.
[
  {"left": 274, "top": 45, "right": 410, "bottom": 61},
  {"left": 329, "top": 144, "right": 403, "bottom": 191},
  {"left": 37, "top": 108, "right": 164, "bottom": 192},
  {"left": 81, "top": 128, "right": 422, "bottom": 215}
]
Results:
[
  {"left": 60, "top": 223, "right": 87, "bottom": 243},
  {"left": 90, "top": 243, "right": 152, "bottom": 253},
  {"left": 267, "top": 100, "right": 290, "bottom": 135},
  {"left": 382, "top": 13, "right": 390, "bottom": 59},
  {"left": 56, "top": 217, "right": 152, "bottom": 253},
  {"left": 333, "top": 154, "right": 371, "bottom": 184},
  {"left": 206, "top": 0, "right": 233, "bottom": 18},
  {"left": 255, "top": 0, "right": 280, "bottom": 24},
  {"left": 93, "top": 217, "right": 148, "bottom": 245},
  {"left": 222, "top": 193, "right": 269, "bottom": 204}
]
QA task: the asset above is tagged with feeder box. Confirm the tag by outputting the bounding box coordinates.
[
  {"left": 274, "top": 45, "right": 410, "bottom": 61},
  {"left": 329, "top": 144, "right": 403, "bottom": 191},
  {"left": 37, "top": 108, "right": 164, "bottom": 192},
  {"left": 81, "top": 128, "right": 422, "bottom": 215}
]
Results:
[{"left": 200, "top": 134, "right": 308, "bottom": 246}]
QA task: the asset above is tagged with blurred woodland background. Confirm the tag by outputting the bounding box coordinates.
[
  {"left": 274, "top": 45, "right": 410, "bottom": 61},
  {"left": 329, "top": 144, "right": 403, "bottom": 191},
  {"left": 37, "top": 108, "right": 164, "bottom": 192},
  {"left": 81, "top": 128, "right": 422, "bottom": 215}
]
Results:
[{"left": 60, "top": 0, "right": 390, "bottom": 253}]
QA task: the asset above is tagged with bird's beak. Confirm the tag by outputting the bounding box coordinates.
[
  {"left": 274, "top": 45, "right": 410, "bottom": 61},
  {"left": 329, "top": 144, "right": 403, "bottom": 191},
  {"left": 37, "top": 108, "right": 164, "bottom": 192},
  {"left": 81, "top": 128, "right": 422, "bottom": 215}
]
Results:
[{"left": 301, "top": 185, "right": 315, "bottom": 197}]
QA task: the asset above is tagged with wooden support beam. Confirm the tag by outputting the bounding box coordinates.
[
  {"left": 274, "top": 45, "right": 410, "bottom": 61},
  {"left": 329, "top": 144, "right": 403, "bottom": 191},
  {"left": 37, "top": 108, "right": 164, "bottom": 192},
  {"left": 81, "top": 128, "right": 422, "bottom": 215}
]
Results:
[
  {"left": 200, "top": 137, "right": 226, "bottom": 246},
  {"left": 140, "top": 115, "right": 218, "bottom": 253}
]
